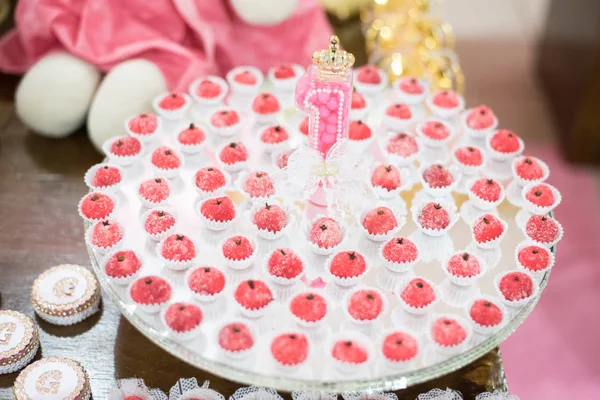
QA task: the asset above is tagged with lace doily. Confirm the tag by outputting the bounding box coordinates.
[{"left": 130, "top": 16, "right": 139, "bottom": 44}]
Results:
[
  {"left": 475, "top": 391, "right": 519, "bottom": 400},
  {"left": 229, "top": 386, "right": 284, "bottom": 400},
  {"left": 169, "top": 378, "right": 225, "bottom": 400},
  {"left": 108, "top": 378, "right": 168, "bottom": 400},
  {"left": 417, "top": 388, "right": 463, "bottom": 400},
  {"left": 292, "top": 392, "right": 338, "bottom": 400},
  {"left": 342, "top": 392, "right": 398, "bottom": 400}
]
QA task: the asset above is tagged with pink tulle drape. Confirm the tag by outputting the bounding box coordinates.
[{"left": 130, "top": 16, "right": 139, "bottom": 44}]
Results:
[{"left": 0, "top": 0, "right": 333, "bottom": 90}]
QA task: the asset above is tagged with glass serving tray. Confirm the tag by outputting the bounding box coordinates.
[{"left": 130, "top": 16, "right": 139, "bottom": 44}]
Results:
[{"left": 84, "top": 91, "right": 554, "bottom": 393}]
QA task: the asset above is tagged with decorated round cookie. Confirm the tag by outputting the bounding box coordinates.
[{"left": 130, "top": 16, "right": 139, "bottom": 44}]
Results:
[
  {"left": 14, "top": 357, "right": 91, "bottom": 400},
  {"left": 0, "top": 310, "right": 39, "bottom": 375},
  {"left": 31, "top": 265, "right": 101, "bottom": 326}
]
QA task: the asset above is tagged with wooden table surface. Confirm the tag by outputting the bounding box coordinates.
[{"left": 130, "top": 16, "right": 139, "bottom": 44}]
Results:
[{"left": 0, "top": 72, "right": 507, "bottom": 399}]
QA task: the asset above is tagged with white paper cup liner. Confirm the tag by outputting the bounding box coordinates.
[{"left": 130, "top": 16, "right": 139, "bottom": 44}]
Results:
[
  {"left": 485, "top": 131, "right": 525, "bottom": 161},
  {"left": 511, "top": 155, "right": 550, "bottom": 187},
  {"left": 395, "top": 277, "right": 438, "bottom": 316},
  {"left": 77, "top": 192, "right": 118, "bottom": 223},
  {"left": 418, "top": 163, "right": 462, "bottom": 198},
  {"left": 428, "top": 314, "right": 473, "bottom": 356},
  {"left": 83, "top": 163, "right": 125, "bottom": 194},
  {"left": 195, "top": 197, "right": 238, "bottom": 231},
  {"left": 348, "top": 136, "right": 374, "bottom": 154},
  {"left": 141, "top": 206, "right": 178, "bottom": 241},
  {"left": 226, "top": 66, "right": 264, "bottom": 96},
  {"left": 353, "top": 69, "right": 388, "bottom": 95},
  {"left": 415, "top": 119, "right": 456, "bottom": 148},
  {"left": 152, "top": 92, "right": 191, "bottom": 120},
  {"left": 220, "top": 236, "right": 258, "bottom": 270},
  {"left": 102, "top": 136, "right": 143, "bottom": 166},
  {"left": 470, "top": 215, "right": 508, "bottom": 249},
  {"left": 425, "top": 94, "right": 465, "bottom": 120},
  {"left": 439, "top": 279, "right": 481, "bottom": 308},
  {"left": 520, "top": 182, "right": 562, "bottom": 215},
  {"left": 358, "top": 204, "right": 406, "bottom": 242},
  {"left": 376, "top": 268, "right": 415, "bottom": 293},
  {"left": 493, "top": 270, "right": 540, "bottom": 308},
  {"left": 85, "top": 222, "right": 124, "bottom": 255},
  {"left": 324, "top": 252, "right": 370, "bottom": 287},
  {"left": 466, "top": 178, "right": 506, "bottom": 210},
  {"left": 460, "top": 200, "right": 500, "bottom": 225},
  {"left": 253, "top": 109, "right": 282, "bottom": 126},
  {"left": 156, "top": 235, "right": 197, "bottom": 270},
  {"left": 303, "top": 214, "right": 348, "bottom": 256},
  {"left": 514, "top": 239, "right": 555, "bottom": 281},
  {"left": 189, "top": 75, "right": 228, "bottom": 106},
  {"left": 390, "top": 306, "right": 431, "bottom": 335},
  {"left": 459, "top": 109, "right": 498, "bottom": 140},
  {"left": 102, "top": 248, "right": 144, "bottom": 285},
  {"left": 411, "top": 199, "right": 459, "bottom": 237},
  {"left": 328, "top": 331, "right": 374, "bottom": 374},
  {"left": 160, "top": 304, "right": 203, "bottom": 342},
  {"left": 382, "top": 113, "right": 416, "bottom": 132},
  {"left": 178, "top": 134, "right": 209, "bottom": 155},
  {"left": 466, "top": 295, "right": 508, "bottom": 336}
]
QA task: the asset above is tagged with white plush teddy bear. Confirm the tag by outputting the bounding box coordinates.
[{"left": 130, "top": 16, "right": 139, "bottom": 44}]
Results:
[{"left": 14, "top": 0, "right": 299, "bottom": 151}]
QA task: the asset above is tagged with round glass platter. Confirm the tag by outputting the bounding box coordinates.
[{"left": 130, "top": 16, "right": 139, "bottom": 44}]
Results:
[{"left": 84, "top": 151, "right": 554, "bottom": 393}]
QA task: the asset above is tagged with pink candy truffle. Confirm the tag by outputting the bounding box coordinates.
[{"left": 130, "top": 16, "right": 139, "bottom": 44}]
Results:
[
  {"left": 161, "top": 234, "right": 196, "bottom": 262},
  {"left": 386, "top": 133, "right": 419, "bottom": 157},
  {"left": 92, "top": 165, "right": 121, "bottom": 188},
  {"left": 400, "top": 278, "right": 435, "bottom": 309},
  {"left": 144, "top": 209, "right": 175, "bottom": 236},
  {"left": 164, "top": 302, "right": 202, "bottom": 332},
  {"left": 490, "top": 129, "right": 521, "bottom": 153},
  {"left": 331, "top": 340, "right": 369, "bottom": 364},
  {"left": 178, "top": 123, "right": 206, "bottom": 146},
  {"left": 418, "top": 202, "right": 450, "bottom": 230},
  {"left": 219, "top": 142, "right": 248, "bottom": 166},
  {"left": 79, "top": 192, "right": 115, "bottom": 220},
  {"left": 195, "top": 79, "right": 222, "bottom": 99},
  {"left": 518, "top": 245, "right": 551, "bottom": 272},
  {"left": 371, "top": 164, "right": 401, "bottom": 191},
  {"left": 218, "top": 322, "right": 254, "bottom": 353},
  {"left": 431, "top": 317, "right": 467, "bottom": 347},
  {"left": 347, "top": 289, "right": 384, "bottom": 321},
  {"left": 470, "top": 178, "right": 502, "bottom": 202},
  {"left": 200, "top": 196, "right": 236, "bottom": 223},
  {"left": 385, "top": 104, "right": 412, "bottom": 119},
  {"left": 466, "top": 105, "right": 496, "bottom": 130},
  {"left": 138, "top": 178, "right": 169, "bottom": 204},
  {"left": 158, "top": 93, "right": 187, "bottom": 110},
  {"left": 446, "top": 252, "right": 481, "bottom": 278},
  {"left": 110, "top": 136, "right": 141, "bottom": 157},
  {"left": 105, "top": 250, "right": 141, "bottom": 279},
  {"left": 420, "top": 120, "right": 450, "bottom": 140},
  {"left": 151, "top": 146, "right": 181, "bottom": 170},
  {"left": 525, "top": 215, "right": 560, "bottom": 244},
  {"left": 398, "top": 77, "right": 424, "bottom": 95},
  {"left": 362, "top": 206, "right": 398, "bottom": 235},
  {"left": 234, "top": 70, "right": 257, "bottom": 85},
  {"left": 309, "top": 217, "right": 343, "bottom": 249},
  {"left": 130, "top": 276, "right": 172, "bottom": 305},
  {"left": 234, "top": 279, "right": 273, "bottom": 310},
  {"left": 469, "top": 299, "right": 504, "bottom": 327},
  {"left": 356, "top": 65, "right": 381, "bottom": 84},
  {"left": 382, "top": 331, "right": 418, "bottom": 362},
  {"left": 348, "top": 120, "right": 372, "bottom": 141},
  {"left": 454, "top": 146, "right": 484, "bottom": 167},
  {"left": 252, "top": 93, "right": 280, "bottom": 115},
  {"left": 290, "top": 292, "right": 327, "bottom": 323},
  {"left": 267, "top": 248, "right": 303, "bottom": 279},
  {"left": 329, "top": 251, "right": 367, "bottom": 279},
  {"left": 128, "top": 113, "right": 158, "bottom": 135},
  {"left": 195, "top": 167, "right": 227, "bottom": 193},
  {"left": 382, "top": 237, "right": 418, "bottom": 264},
  {"left": 211, "top": 110, "right": 240, "bottom": 128},
  {"left": 187, "top": 266, "right": 226, "bottom": 296},
  {"left": 222, "top": 236, "right": 254, "bottom": 261},
  {"left": 253, "top": 204, "right": 287, "bottom": 233},
  {"left": 91, "top": 220, "right": 123, "bottom": 248},
  {"left": 515, "top": 157, "right": 545, "bottom": 180},
  {"left": 431, "top": 90, "right": 460, "bottom": 109},
  {"left": 525, "top": 184, "right": 555, "bottom": 207},
  {"left": 422, "top": 164, "right": 454, "bottom": 188},
  {"left": 261, "top": 125, "right": 289, "bottom": 144},
  {"left": 472, "top": 214, "right": 505, "bottom": 244},
  {"left": 498, "top": 271, "right": 534, "bottom": 301},
  {"left": 270, "top": 333, "right": 309, "bottom": 366},
  {"left": 242, "top": 171, "right": 275, "bottom": 198}
]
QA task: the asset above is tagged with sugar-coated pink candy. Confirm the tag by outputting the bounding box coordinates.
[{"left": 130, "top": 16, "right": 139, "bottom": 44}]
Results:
[
  {"left": 432, "top": 317, "right": 467, "bottom": 346},
  {"left": 164, "top": 302, "right": 202, "bottom": 332}
]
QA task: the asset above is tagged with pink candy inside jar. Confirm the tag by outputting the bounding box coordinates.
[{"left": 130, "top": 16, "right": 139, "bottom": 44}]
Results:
[{"left": 295, "top": 66, "right": 353, "bottom": 155}]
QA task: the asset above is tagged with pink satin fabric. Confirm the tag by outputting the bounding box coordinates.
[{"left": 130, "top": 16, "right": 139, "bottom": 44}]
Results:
[{"left": 0, "top": 0, "right": 332, "bottom": 90}]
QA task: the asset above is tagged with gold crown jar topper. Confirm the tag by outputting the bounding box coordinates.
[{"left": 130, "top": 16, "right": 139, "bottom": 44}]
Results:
[{"left": 312, "top": 35, "right": 355, "bottom": 77}]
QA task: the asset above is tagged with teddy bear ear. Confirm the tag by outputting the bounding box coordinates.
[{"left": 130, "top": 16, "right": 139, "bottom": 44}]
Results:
[{"left": 230, "top": 0, "right": 298, "bottom": 25}]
